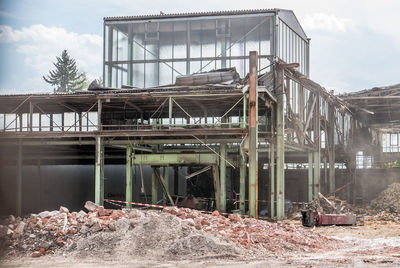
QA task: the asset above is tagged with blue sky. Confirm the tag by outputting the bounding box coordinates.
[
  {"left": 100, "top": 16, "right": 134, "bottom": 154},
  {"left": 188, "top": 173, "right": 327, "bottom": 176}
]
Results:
[{"left": 1, "top": 0, "right": 400, "bottom": 94}]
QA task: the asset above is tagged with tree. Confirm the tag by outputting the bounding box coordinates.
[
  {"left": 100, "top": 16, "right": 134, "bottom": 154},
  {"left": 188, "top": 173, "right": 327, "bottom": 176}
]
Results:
[{"left": 43, "top": 50, "right": 87, "bottom": 92}]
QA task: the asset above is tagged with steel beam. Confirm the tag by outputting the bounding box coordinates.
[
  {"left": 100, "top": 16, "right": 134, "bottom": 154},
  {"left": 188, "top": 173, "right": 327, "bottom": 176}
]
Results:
[
  {"left": 95, "top": 136, "right": 104, "bottom": 205},
  {"left": 219, "top": 143, "right": 227, "bottom": 212},
  {"left": 16, "top": 139, "right": 22, "bottom": 216},
  {"left": 152, "top": 167, "right": 159, "bottom": 204},
  {"left": 126, "top": 145, "right": 132, "bottom": 208},
  {"left": 313, "top": 151, "right": 320, "bottom": 198},
  {"left": 328, "top": 103, "right": 335, "bottom": 193},
  {"left": 131, "top": 153, "right": 218, "bottom": 166},
  {"left": 163, "top": 166, "right": 169, "bottom": 204},
  {"left": 212, "top": 165, "right": 220, "bottom": 210},
  {"left": 239, "top": 152, "right": 246, "bottom": 215},
  {"left": 308, "top": 152, "right": 313, "bottom": 202},
  {"left": 276, "top": 65, "right": 285, "bottom": 220},
  {"left": 248, "top": 51, "right": 258, "bottom": 218},
  {"left": 269, "top": 143, "right": 275, "bottom": 218}
]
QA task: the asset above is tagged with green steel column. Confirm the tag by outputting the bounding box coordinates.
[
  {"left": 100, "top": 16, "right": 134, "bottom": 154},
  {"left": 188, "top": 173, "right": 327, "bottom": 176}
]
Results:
[
  {"left": 276, "top": 65, "right": 285, "bottom": 221},
  {"left": 163, "top": 166, "right": 169, "bottom": 204},
  {"left": 269, "top": 143, "right": 275, "bottom": 218},
  {"left": 152, "top": 167, "right": 159, "bottom": 204},
  {"left": 219, "top": 143, "right": 227, "bottom": 212},
  {"left": 126, "top": 145, "right": 133, "bottom": 208},
  {"left": 95, "top": 136, "right": 104, "bottom": 205},
  {"left": 308, "top": 152, "right": 313, "bottom": 202},
  {"left": 239, "top": 153, "right": 246, "bottom": 214},
  {"left": 16, "top": 139, "right": 23, "bottom": 216},
  {"left": 248, "top": 51, "right": 258, "bottom": 218}
]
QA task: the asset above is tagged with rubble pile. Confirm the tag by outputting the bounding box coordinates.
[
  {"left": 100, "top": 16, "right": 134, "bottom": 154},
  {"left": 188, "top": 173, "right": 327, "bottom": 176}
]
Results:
[
  {"left": 0, "top": 201, "right": 340, "bottom": 260},
  {"left": 368, "top": 183, "right": 400, "bottom": 214},
  {"left": 308, "top": 193, "right": 355, "bottom": 214},
  {"left": 162, "top": 207, "right": 339, "bottom": 252}
]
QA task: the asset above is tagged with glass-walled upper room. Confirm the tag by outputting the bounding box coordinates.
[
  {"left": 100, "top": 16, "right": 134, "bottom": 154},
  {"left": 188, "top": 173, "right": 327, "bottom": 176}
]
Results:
[{"left": 103, "top": 10, "right": 309, "bottom": 88}]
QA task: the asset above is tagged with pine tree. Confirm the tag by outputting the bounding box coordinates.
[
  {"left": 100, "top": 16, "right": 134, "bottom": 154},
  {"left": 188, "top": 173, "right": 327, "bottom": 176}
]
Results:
[{"left": 43, "top": 50, "right": 87, "bottom": 92}]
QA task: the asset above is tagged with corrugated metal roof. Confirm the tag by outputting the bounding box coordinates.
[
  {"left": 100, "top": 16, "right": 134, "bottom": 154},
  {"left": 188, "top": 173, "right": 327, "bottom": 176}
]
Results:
[{"left": 104, "top": 9, "right": 280, "bottom": 22}]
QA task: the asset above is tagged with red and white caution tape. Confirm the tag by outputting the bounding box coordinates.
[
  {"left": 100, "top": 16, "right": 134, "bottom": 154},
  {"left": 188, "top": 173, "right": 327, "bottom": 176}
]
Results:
[{"left": 104, "top": 199, "right": 248, "bottom": 217}]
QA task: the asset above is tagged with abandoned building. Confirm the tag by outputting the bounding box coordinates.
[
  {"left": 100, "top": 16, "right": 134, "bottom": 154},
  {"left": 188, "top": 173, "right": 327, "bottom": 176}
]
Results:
[{"left": 1, "top": 9, "right": 399, "bottom": 221}]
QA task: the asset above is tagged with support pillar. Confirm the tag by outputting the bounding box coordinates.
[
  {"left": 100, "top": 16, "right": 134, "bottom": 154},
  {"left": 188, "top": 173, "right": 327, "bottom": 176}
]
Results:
[
  {"left": 152, "top": 167, "right": 159, "bottom": 204},
  {"left": 126, "top": 145, "right": 133, "bottom": 208},
  {"left": 308, "top": 152, "right": 313, "bottom": 202},
  {"left": 174, "top": 166, "right": 179, "bottom": 195},
  {"left": 219, "top": 143, "right": 227, "bottom": 212},
  {"left": 16, "top": 139, "right": 23, "bottom": 216},
  {"left": 163, "top": 166, "right": 169, "bottom": 204},
  {"left": 239, "top": 153, "right": 246, "bottom": 214},
  {"left": 276, "top": 65, "right": 285, "bottom": 220},
  {"left": 212, "top": 165, "right": 220, "bottom": 210},
  {"left": 269, "top": 143, "right": 275, "bottom": 218},
  {"left": 313, "top": 151, "right": 320, "bottom": 197},
  {"left": 95, "top": 136, "right": 104, "bottom": 205},
  {"left": 169, "top": 97, "right": 173, "bottom": 128},
  {"left": 328, "top": 104, "right": 336, "bottom": 193},
  {"left": 248, "top": 51, "right": 258, "bottom": 218}
]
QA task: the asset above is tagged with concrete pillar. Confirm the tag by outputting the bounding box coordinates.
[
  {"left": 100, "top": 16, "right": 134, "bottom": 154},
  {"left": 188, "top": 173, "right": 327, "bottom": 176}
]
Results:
[
  {"left": 16, "top": 139, "right": 23, "bottom": 216},
  {"left": 95, "top": 136, "right": 104, "bottom": 205},
  {"left": 248, "top": 51, "right": 258, "bottom": 218},
  {"left": 276, "top": 66, "right": 285, "bottom": 220},
  {"left": 308, "top": 152, "right": 313, "bottom": 202},
  {"left": 212, "top": 165, "right": 220, "bottom": 210},
  {"left": 174, "top": 166, "right": 179, "bottom": 195},
  {"left": 151, "top": 167, "right": 159, "bottom": 204},
  {"left": 126, "top": 145, "right": 133, "bottom": 208}
]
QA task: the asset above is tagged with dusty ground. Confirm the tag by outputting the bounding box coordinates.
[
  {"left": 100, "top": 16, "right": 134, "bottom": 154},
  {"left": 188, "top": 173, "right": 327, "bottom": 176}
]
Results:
[{"left": 1, "top": 220, "right": 400, "bottom": 267}]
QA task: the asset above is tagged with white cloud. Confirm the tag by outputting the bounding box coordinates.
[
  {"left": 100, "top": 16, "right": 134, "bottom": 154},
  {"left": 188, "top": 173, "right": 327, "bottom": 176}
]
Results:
[
  {"left": 302, "top": 13, "right": 351, "bottom": 33},
  {"left": 0, "top": 24, "right": 102, "bottom": 91}
]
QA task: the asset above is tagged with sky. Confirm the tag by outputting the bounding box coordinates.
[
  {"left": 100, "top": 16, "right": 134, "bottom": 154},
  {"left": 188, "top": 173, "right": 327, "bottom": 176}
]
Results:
[{"left": 0, "top": 0, "right": 400, "bottom": 94}]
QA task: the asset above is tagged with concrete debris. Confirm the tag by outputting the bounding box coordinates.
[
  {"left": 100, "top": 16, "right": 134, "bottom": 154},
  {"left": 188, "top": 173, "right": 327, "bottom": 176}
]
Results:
[
  {"left": 0, "top": 202, "right": 342, "bottom": 259},
  {"left": 368, "top": 183, "right": 400, "bottom": 214}
]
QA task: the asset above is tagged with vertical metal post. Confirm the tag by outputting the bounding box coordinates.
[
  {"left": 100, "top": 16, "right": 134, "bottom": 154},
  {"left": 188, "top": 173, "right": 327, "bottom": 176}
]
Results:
[
  {"left": 79, "top": 112, "right": 83, "bottom": 132},
  {"left": 212, "top": 165, "right": 220, "bottom": 210},
  {"left": 98, "top": 99, "right": 102, "bottom": 131},
  {"left": 126, "top": 145, "right": 133, "bottom": 208},
  {"left": 239, "top": 152, "right": 246, "bottom": 214},
  {"left": 328, "top": 103, "right": 335, "bottom": 193},
  {"left": 276, "top": 64, "right": 285, "bottom": 220},
  {"left": 16, "top": 139, "right": 23, "bottom": 216},
  {"left": 313, "top": 93, "right": 321, "bottom": 197},
  {"left": 127, "top": 25, "right": 133, "bottom": 85},
  {"left": 269, "top": 143, "right": 275, "bottom": 218},
  {"left": 19, "top": 114, "right": 22, "bottom": 132},
  {"left": 314, "top": 151, "right": 320, "bottom": 197},
  {"left": 152, "top": 167, "right": 159, "bottom": 204},
  {"left": 241, "top": 94, "right": 247, "bottom": 128},
  {"left": 174, "top": 166, "right": 179, "bottom": 195},
  {"left": 29, "top": 101, "right": 33, "bottom": 132},
  {"left": 169, "top": 97, "right": 173, "bottom": 128},
  {"left": 308, "top": 152, "right": 313, "bottom": 202},
  {"left": 248, "top": 51, "right": 258, "bottom": 218},
  {"left": 219, "top": 143, "right": 227, "bottom": 212},
  {"left": 95, "top": 136, "right": 104, "bottom": 205},
  {"left": 163, "top": 166, "right": 169, "bottom": 204},
  {"left": 49, "top": 114, "right": 53, "bottom": 132}
]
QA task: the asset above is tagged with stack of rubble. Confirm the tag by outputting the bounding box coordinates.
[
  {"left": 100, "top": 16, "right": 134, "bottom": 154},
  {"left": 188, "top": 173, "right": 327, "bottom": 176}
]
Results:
[
  {"left": 0, "top": 201, "right": 341, "bottom": 259},
  {"left": 365, "top": 183, "right": 400, "bottom": 222},
  {"left": 369, "top": 183, "right": 400, "bottom": 214},
  {"left": 308, "top": 193, "right": 355, "bottom": 214}
]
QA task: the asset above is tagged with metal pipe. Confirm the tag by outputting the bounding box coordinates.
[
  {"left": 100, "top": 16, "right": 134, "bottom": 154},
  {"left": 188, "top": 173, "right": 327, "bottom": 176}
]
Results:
[{"left": 126, "top": 145, "right": 132, "bottom": 208}]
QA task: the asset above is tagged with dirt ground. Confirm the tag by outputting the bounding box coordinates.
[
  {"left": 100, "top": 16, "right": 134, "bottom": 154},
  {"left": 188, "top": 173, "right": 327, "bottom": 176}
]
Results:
[{"left": 1, "top": 220, "right": 399, "bottom": 268}]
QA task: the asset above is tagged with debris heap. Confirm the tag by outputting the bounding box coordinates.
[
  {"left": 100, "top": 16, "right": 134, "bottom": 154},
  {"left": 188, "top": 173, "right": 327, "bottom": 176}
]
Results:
[
  {"left": 0, "top": 201, "right": 341, "bottom": 260},
  {"left": 369, "top": 183, "right": 400, "bottom": 214}
]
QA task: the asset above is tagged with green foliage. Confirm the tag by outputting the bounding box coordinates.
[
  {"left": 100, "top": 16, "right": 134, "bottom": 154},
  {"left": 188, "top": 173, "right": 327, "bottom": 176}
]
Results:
[{"left": 43, "top": 50, "right": 87, "bottom": 92}]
